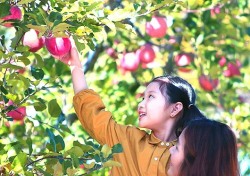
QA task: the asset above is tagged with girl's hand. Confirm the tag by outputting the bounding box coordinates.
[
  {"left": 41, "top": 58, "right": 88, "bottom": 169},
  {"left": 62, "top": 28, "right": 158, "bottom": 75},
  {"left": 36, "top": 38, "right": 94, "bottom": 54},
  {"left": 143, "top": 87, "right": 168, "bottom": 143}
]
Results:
[{"left": 55, "top": 37, "right": 82, "bottom": 67}]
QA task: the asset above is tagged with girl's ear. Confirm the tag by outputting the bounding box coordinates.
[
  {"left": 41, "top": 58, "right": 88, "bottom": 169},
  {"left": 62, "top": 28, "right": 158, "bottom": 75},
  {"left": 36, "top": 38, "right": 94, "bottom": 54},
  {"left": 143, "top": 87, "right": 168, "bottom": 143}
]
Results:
[{"left": 170, "top": 102, "right": 183, "bottom": 118}]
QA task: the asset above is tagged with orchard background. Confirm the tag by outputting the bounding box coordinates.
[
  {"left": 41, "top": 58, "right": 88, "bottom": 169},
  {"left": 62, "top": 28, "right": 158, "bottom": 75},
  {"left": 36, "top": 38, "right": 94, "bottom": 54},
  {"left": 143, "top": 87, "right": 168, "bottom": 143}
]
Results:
[{"left": 0, "top": 0, "right": 250, "bottom": 175}]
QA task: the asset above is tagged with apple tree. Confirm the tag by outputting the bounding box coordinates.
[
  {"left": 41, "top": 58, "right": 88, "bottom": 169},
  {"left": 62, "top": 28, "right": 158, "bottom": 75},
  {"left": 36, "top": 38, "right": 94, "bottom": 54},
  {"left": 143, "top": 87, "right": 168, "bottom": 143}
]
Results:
[{"left": 0, "top": 0, "right": 250, "bottom": 175}]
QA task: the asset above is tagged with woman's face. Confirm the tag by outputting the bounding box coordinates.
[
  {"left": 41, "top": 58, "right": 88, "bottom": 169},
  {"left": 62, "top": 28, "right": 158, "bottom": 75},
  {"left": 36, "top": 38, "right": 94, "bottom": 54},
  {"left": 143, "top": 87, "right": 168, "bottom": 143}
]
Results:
[{"left": 167, "top": 130, "right": 186, "bottom": 176}]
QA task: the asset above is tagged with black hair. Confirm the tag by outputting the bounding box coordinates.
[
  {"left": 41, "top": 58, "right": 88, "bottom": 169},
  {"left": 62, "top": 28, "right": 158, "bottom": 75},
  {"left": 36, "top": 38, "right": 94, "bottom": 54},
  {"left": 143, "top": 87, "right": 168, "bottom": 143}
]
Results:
[{"left": 150, "top": 75, "right": 206, "bottom": 136}]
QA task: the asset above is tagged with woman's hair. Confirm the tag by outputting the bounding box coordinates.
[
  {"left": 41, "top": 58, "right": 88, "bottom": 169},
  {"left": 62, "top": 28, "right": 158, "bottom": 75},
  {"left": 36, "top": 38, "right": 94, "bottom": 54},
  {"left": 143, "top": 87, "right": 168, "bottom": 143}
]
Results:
[
  {"left": 179, "top": 119, "right": 240, "bottom": 176},
  {"left": 150, "top": 75, "right": 206, "bottom": 136}
]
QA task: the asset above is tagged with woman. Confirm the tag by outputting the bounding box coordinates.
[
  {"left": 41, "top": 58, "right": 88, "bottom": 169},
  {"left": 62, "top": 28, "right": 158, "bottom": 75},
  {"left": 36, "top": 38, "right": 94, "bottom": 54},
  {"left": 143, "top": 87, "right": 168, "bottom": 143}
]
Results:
[{"left": 168, "top": 119, "right": 240, "bottom": 176}]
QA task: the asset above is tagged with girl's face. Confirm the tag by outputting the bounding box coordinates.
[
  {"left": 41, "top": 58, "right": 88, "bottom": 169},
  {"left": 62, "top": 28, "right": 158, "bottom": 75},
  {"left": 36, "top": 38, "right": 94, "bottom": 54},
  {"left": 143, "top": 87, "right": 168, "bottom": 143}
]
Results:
[
  {"left": 167, "top": 130, "right": 186, "bottom": 176},
  {"left": 137, "top": 82, "right": 173, "bottom": 131}
]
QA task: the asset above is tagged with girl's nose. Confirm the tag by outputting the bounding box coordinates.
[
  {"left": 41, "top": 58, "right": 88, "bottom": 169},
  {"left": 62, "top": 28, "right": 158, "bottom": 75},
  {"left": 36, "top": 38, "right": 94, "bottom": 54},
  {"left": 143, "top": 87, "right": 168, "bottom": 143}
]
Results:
[{"left": 138, "top": 99, "right": 144, "bottom": 109}]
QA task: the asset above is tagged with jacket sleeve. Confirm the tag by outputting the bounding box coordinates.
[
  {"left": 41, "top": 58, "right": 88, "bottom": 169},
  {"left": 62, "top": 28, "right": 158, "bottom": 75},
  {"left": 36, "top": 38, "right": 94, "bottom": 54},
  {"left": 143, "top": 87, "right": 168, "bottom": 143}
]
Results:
[{"left": 73, "top": 89, "right": 145, "bottom": 146}]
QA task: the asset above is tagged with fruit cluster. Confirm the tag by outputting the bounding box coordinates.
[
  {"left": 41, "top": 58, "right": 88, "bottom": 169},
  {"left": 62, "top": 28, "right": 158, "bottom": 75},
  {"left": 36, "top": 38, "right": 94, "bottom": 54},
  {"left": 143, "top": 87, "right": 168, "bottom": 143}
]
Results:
[{"left": 1, "top": 6, "right": 72, "bottom": 58}]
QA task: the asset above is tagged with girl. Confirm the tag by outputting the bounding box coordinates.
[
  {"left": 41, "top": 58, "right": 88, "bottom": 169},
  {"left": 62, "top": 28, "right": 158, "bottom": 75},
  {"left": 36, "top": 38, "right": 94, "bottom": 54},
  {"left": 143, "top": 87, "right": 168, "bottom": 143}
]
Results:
[
  {"left": 64, "top": 42, "right": 205, "bottom": 175},
  {"left": 168, "top": 119, "right": 240, "bottom": 176}
]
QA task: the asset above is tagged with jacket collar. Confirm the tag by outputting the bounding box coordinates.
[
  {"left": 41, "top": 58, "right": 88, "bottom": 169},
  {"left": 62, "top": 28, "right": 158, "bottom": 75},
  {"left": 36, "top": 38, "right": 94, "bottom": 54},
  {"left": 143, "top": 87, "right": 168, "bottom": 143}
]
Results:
[{"left": 148, "top": 132, "right": 177, "bottom": 146}]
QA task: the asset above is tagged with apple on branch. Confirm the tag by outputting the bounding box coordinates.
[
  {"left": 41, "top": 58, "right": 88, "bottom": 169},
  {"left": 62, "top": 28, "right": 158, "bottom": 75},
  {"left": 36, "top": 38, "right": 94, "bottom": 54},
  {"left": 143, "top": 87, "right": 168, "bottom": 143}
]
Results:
[
  {"left": 136, "top": 44, "right": 156, "bottom": 64},
  {"left": 23, "top": 29, "right": 45, "bottom": 52},
  {"left": 6, "top": 101, "right": 26, "bottom": 121},
  {"left": 223, "top": 62, "right": 241, "bottom": 77},
  {"left": 218, "top": 56, "right": 227, "bottom": 67},
  {"left": 119, "top": 52, "right": 140, "bottom": 72},
  {"left": 106, "top": 47, "right": 118, "bottom": 59},
  {"left": 146, "top": 16, "right": 168, "bottom": 38},
  {"left": 174, "top": 53, "right": 194, "bottom": 72},
  {"left": 211, "top": 5, "right": 221, "bottom": 17},
  {"left": 198, "top": 74, "right": 219, "bottom": 92},
  {"left": 1, "top": 6, "right": 22, "bottom": 27},
  {"left": 45, "top": 36, "right": 72, "bottom": 62}
]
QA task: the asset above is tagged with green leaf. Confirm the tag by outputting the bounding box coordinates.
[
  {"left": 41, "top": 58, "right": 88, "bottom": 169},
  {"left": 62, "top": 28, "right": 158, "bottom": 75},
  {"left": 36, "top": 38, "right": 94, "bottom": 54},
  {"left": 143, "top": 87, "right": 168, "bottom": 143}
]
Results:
[
  {"left": 54, "top": 135, "right": 65, "bottom": 151},
  {"left": 49, "top": 11, "right": 62, "bottom": 23},
  {"left": 84, "top": 162, "right": 95, "bottom": 169},
  {"left": 26, "top": 24, "right": 47, "bottom": 35},
  {"left": 73, "top": 141, "right": 94, "bottom": 152},
  {"left": 107, "top": 9, "right": 135, "bottom": 22},
  {"left": 26, "top": 137, "right": 33, "bottom": 155},
  {"left": 188, "top": 0, "right": 198, "bottom": 9},
  {"left": 101, "top": 19, "right": 116, "bottom": 33},
  {"left": 0, "top": 3, "right": 10, "bottom": 18},
  {"left": 103, "top": 160, "right": 122, "bottom": 168},
  {"left": 101, "top": 144, "right": 112, "bottom": 158},
  {"left": 34, "top": 101, "right": 47, "bottom": 111},
  {"left": 133, "top": 3, "right": 141, "bottom": 11},
  {"left": 176, "top": 1, "right": 188, "bottom": 8},
  {"left": 73, "top": 35, "right": 85, "bottom": 52},
  {"left": 85, "top": 1, "right": 102, "bottom": 12},
  {"left": 52, "top": 23, "right": 72, "bottom": 33},
  {"left": 11, "top": 152, "right": 27, "bottom": 173},
  {"left": 24, "top": 171, "right": 34, "bottom": 176},
  {"left": 70, "top": 153, "right": 79, "bottom": 168},
  {"left": 17, "top": 56, "right": 31, "bottom": 66},
  {"left": 59, "top": 125, "right": 72, "bottom": 134},
  {"left": 112, "top": 143, "right": 123, "bottom": 154},
  {"left": 0, "top": 85, "right": 8, "bottom": 94},
  {"left": 149, "top": 0, "right": 173, "bottom": 12},
  {"left": 66, "top": 168, "right": 78, "bottom": 176},
  {"left": 86, "top": 38, "right": 95, "bottom": 51},
  {"left": 16, "top": 74, "right": 30, "bottom": 90},
  {"left": 196, "top": 34, "right": 204, "bottom": 46},
  {"left": 10, "top": 28, "right": 25, "bottom": 49},
  {"left": 0, "top": 63, "right": 23, "bottom": 70},
  {"left": 18, "top": 0, "right": 35, "bottom": 5},
  {"left": 115, "top": 22, "right": 136, "bottom": 34},
  {"left": 33, "top": 53, "right": 45, "bottom": 68},
  {"left": 64, "top": 146, "right": 84, "bottom": 157},
  {"left": 16, "top": 46, "right": 29, "bottom": 52},
  {"left": 52, "top": 162, "right": 63, "bottom": 176},
  {"left": 31, "top": 67, "right": 44, "bottom": 80},
  {"left": 48, "top": 99, "right": 62, "bottom": 117},
  {"left": 46, "top": 128, "right": 56, "bottom": 152}
]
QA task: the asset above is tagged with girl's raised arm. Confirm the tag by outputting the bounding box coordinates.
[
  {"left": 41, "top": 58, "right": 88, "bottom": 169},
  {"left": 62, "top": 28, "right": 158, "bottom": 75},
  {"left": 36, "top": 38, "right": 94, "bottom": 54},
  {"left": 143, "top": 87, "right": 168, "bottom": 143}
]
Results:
[
  {"left": 69, "top": 46, "right": 88, "bottom": 94},
  {"left": 60, "top": 39, "right": 88, "bottom": 94}
]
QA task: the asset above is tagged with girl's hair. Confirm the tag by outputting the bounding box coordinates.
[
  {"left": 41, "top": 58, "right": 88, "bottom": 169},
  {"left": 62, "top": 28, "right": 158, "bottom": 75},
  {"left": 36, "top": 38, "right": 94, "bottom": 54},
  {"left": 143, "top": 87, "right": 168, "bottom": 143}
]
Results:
[
  {"left": 179, "top": 119, "right": 240, "bottom": 176},
  {"left": 150, "top": 75, "right": 205, "bottom": 136}
]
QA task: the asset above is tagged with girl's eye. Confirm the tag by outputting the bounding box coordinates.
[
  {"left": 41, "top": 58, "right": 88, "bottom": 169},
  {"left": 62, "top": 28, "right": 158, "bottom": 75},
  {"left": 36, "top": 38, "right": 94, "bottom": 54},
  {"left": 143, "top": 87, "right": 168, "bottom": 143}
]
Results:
[{"left": 149, "top": 95, "right": 154, "bottom": 98}]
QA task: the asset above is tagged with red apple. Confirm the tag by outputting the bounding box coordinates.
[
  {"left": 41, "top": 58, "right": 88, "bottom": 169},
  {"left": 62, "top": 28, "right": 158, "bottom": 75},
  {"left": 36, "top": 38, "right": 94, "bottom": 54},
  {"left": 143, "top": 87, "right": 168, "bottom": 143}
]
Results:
[
  {"left": 218, "top": 56, "right": 227, "bottom": 67},
  {"left": 146, "top": 16, "right": 167, "bottom": 38},
  {"left": 6, "top": 101, "right": 26, "bottom": 121},
  {"left": 16, "top": 68, "right": 26, "bottom": 74},
  {"left": 174, "top": 53, "right": 193, "bottom": 72},
  {"left": 211, "top": 5, "right": 220, "bottom": 17},
  {"left": 45, "top": 37, "right": 71, "bottom": 57},
  {"left": 120, "top": 52, "right": 139, "bottom": 72},
  {"left": 199, "top": 75, "right": 219, "bottom": 92},
  {"left": 223, "top": 62, "right": 241, "bottom": 77},
  {"left": 22, "top": 29, "right": 44, "bottom": 52},
  {"left": 136, "top": 44, "right": 156, "bottom": 64},
  {"left": 1, "top": 6, "right": 22, "bottom": 27},
  {"left": 106, "top": 47, "right": 118, "bottom": 59}
]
